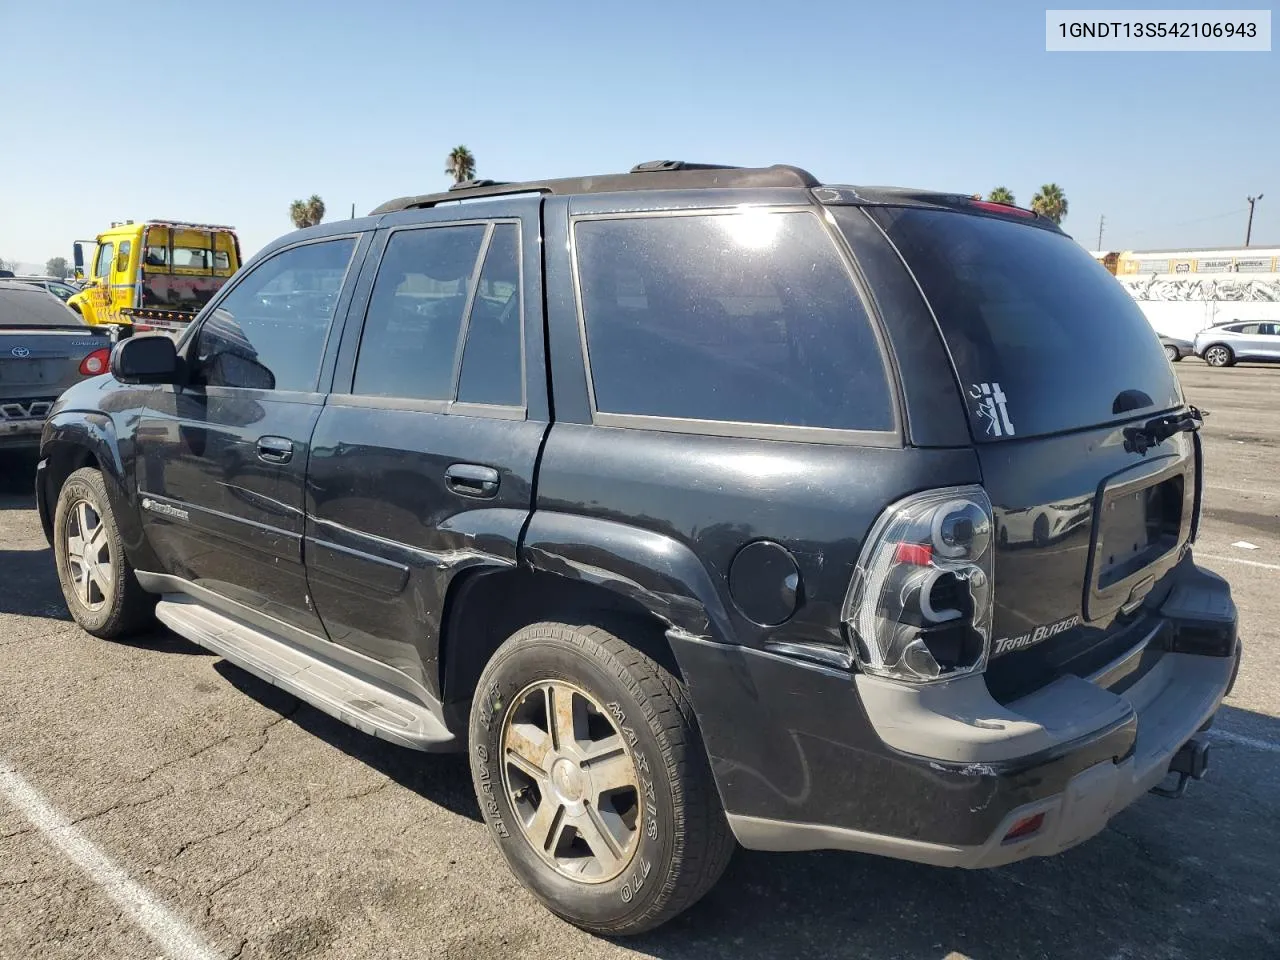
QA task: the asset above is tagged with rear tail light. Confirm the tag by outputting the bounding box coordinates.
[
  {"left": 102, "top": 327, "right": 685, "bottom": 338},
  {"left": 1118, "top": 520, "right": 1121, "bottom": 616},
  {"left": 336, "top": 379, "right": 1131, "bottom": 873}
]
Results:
[
  {"left": 842, "top": 486, "right": 995, "bottom": 683},
  {"left": 79, "top": 347, "right": 110, "bottom": 375}
]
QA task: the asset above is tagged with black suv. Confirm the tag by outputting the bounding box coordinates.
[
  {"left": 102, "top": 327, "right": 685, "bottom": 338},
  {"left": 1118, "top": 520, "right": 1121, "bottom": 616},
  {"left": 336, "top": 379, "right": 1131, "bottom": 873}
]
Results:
[{"left": 38, "top": 162, "right": 1240, "bottom": 935}]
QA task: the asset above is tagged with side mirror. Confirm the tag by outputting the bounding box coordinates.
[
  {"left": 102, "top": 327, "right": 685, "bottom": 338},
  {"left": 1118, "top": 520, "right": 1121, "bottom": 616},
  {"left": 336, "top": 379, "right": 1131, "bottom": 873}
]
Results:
[
  {"left": 72, "top": 241, "right": 86, "bottom": 279},
  {"left": 110, "top": 334, "right": 184, "bottom": 385}
]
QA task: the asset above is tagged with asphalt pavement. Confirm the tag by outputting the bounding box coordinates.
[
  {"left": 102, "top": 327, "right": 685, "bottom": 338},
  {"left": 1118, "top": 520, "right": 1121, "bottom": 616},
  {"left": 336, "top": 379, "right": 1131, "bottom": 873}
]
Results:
[{"left": 1, "top": 360, "right": 1277, "bottom": 960}]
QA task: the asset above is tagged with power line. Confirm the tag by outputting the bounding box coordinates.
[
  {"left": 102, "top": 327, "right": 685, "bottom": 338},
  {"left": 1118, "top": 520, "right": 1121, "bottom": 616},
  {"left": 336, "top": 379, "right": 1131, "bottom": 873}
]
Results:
[{"left": 1112, "top": 207, "right": 1250, "bottom": 247}]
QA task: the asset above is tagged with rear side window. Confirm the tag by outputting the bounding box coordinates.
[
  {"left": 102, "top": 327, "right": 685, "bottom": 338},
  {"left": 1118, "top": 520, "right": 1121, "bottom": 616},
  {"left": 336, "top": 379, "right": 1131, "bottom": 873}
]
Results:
[
  {"left": 860, "top": 207, "right": 1182, "bottom": 440},
  {"left": 573, "top": 211, "right": 893, "bottom": 433}
]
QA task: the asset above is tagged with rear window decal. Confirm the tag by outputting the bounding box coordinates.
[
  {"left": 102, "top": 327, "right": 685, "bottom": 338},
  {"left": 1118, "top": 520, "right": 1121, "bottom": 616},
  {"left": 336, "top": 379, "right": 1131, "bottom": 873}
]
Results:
[{"left": 969, "top": 382, "right": 1015, "bottom": 437}]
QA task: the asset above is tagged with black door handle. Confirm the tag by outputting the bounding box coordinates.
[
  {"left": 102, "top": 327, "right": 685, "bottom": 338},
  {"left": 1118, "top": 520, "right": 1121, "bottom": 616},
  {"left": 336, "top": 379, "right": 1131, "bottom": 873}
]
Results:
[
  {"left": 257, "top": 436, "right": 293, "bottom": 464},
  {"left": 445, "top": 463, "right": 499, "bottom": 499}
]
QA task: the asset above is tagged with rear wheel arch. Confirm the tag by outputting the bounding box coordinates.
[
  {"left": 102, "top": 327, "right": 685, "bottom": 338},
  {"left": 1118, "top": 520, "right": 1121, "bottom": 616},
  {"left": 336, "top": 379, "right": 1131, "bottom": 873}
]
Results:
[{"left": 440, "top": 567, "right": 684, "bottom": 730}]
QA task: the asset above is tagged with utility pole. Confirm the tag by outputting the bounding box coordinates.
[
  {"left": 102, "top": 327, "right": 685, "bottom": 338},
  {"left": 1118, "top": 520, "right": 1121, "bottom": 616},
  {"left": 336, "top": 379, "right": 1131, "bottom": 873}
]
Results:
[
  {"left": 1096, "top": 214, "right": 1105, "bottom": 250},
  {"left": 1245, "top": 194, "right": 1263, "bottom": 246}
]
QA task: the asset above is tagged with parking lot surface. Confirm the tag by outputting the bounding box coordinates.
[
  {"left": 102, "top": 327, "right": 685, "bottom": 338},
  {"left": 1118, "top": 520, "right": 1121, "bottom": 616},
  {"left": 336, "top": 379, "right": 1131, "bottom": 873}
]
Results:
[{"left": 1, "top": 360, "right": 1278, "bottom": 960}]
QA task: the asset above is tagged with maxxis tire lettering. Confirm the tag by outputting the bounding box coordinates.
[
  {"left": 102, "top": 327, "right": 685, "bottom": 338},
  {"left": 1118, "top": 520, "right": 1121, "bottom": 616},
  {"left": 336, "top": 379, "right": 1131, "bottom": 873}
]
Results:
[
  {"left": 608, "top": 700, "right": 661, "bottom": 846},
  {"left": 474, "top": 708, "right": 510, "bottom": 838}
]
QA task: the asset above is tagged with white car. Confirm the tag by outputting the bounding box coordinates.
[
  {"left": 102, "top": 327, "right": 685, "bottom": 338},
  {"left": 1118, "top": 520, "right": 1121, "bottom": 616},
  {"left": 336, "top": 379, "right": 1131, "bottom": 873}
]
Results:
[{"left": 1194, "top": 320, "right": 1280, "bottom": 367}]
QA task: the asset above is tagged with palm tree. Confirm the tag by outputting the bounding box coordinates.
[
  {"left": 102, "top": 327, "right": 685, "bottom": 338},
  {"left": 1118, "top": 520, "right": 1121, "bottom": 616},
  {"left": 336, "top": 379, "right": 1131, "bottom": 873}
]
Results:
[
  {"left": 1030, "top": 184, "right": 1068, "bottom": 224},
  {"left": 445, "top": 145, "right": 476, "bottom": 184},
  {"left": 289, "top": 194, "right": 326, "bottom": 229},
  {"left": 988, "top": 186, "right": 1016, "bottom": 206}
]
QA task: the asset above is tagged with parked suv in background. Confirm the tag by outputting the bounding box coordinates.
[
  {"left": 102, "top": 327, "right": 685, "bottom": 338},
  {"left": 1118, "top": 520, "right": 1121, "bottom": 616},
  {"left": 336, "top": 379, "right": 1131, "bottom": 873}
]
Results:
[
  {"left": 1195, "top": 320, "right": 1280, "bottom": 366},
  {"left": 38, "top": 163, "right": 1240, "bottom": 935}
]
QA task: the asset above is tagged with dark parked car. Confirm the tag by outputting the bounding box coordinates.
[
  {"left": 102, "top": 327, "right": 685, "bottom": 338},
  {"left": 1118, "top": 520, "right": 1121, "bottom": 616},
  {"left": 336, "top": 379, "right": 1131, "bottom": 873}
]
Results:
[
  {"left": 38, "top": 163, "right": 1239, "bottom": 935},
  {"left": 0, "top": 281, "right": 111, "bottom": 452},
  {"left": 1158, "top": 334, "right": 1194, "bottom": 362}
]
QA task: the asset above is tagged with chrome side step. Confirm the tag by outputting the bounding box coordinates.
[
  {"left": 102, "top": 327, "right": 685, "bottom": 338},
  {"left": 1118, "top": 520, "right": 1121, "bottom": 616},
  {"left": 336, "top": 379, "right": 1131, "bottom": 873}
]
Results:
[{"left": 155, "top": 596, "right": 456, "bottom": 752}]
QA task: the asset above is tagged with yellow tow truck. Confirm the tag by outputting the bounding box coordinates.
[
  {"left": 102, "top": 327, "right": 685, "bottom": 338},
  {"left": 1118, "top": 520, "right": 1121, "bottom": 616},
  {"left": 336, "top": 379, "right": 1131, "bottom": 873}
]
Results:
[{"left": 69, "top": 220, "right": 241, "bottom": 335}]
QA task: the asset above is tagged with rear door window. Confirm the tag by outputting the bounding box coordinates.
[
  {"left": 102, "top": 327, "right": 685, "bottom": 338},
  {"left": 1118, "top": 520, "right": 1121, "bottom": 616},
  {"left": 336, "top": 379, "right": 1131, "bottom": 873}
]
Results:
[
  {"left": 857, "top": 207, "right": 1182, "bottom": 441},
  {"left": 352, "top": 224, "right": 487, "bottom": 401},
  {"left": 456, "top": 223, "right": 523, "bottom": 407},
  {"left": 573, "top": 211, "right": 894, "bottom": 434}
]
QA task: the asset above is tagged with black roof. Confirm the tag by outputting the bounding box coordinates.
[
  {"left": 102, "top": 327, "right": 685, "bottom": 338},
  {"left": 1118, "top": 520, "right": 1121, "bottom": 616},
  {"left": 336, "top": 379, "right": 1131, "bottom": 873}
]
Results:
[
  {"left": 369, "top": 160, "right": 1061, "bottom": 233},
  {"left": 371, "top": 161, "right": 821, "bottom": 214}
]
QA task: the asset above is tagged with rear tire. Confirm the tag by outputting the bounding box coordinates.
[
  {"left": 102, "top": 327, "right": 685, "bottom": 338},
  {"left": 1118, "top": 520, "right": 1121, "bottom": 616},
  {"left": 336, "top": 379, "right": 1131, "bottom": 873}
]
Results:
[
  {"left": 1204, "top": 344, "right": 1234, "bottom": 367},
  {"left": 1163, "top": 344, "right": 1181, "bottom": 363},
  {"left": 53, "top": 467, "right": 155, "bottom": 638},
  {"left": 468, "top": 620, "right": 733, "bottom": 936}
]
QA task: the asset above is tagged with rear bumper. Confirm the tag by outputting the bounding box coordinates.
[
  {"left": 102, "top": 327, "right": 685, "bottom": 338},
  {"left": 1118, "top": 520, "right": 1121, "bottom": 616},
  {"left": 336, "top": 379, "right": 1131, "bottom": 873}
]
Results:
[
  {"left": 674, "top": 558, "right": 1239, "bottom": 867},
  {"left": 731, "top": 646, "right": 1235, "bottom": 867}
]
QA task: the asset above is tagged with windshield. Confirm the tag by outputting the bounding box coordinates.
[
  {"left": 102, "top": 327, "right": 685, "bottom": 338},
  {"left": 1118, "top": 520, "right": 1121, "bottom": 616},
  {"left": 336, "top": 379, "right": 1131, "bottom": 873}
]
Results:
[
  {"left": 853, "top": 206, "right": 1182, "bottom": 441},
  {"left": 0, "top": 285, "right": 86, "bottom": 327}
]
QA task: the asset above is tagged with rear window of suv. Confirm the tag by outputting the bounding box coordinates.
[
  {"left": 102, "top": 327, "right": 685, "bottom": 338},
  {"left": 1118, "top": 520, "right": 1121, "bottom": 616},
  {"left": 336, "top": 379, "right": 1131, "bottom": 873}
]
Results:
[
  {"left": 855, "top": 207, "right": 1182, "bottom": 441},
  {"left": 573, "top": 210, "right": 894, "bottom": 435}
]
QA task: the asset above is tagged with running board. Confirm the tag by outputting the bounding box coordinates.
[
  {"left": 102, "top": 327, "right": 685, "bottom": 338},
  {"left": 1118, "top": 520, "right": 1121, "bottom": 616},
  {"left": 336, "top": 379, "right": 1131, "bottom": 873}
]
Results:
[{"left": 154, "top": 597, "right": 456, "bottom": 752}]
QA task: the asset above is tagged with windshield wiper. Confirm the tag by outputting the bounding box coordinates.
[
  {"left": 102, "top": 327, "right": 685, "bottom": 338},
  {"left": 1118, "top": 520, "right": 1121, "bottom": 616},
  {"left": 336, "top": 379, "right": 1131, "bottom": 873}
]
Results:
[{"left": 1124, "top": 406, "right": 1206, "bottom": 455}]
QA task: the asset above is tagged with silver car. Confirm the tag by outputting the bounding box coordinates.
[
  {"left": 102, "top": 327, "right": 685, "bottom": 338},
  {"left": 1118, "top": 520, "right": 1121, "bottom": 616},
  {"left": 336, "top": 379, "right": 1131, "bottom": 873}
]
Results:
[
  {"left": 10, "top": 275, "right": 83, "bottom": 303},
  {"left": 1194, "top": 320, "right": 1280, "bottom": 368},
  {"left": 0, "top": 281, "right": 113, "bottom": 452}
]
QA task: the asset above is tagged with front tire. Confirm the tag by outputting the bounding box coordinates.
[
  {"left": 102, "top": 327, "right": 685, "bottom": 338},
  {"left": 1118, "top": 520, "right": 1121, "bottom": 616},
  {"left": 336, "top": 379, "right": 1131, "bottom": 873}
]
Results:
[
  {"left": 1163, "top": 344, "right": 1181, "bottom": 363},
  {"left": 53, "top": 467, "right": 155, "bottom": 638},
  {"left": 1204, "top": 344, "right": 1234, "bottom": 367},
  {"left": 469, "top": 621, "right": 733, "bottom": 936}
]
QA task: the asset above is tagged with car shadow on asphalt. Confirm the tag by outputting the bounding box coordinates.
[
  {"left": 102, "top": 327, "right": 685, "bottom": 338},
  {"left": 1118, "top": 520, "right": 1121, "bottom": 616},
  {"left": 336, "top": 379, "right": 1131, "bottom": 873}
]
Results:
[
  {"left": 0, "top": 540, "right": 77, "bottom": 621},
  {"left": 628, "top": 703, "right": 1280, "bottom": 960},
  {"left": 0, "top": 451, "right": 39, "bottom": 509},
  {"left": 0, "top": 545, "right": 210, "bottom": 658},
  {"left": 214, "top": 661, "right": 484, "bottom": 824},
  {"left": 208, "top": 653, "right": 1279, "bottom": 959}
]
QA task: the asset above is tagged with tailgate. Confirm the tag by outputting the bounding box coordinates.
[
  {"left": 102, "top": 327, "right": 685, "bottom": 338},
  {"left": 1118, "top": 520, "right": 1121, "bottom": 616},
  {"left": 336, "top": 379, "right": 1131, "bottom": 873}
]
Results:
[
  {"left": 857, "top": 204, "right": 1197, "bottom": 701},
  {"left": 978, "top": 425, "right": 1196, "bottom": 701}
]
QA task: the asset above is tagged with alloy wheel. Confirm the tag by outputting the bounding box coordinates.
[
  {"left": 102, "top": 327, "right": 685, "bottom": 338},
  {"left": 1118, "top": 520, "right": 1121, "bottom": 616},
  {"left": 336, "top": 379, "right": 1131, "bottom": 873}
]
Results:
[
  {"left": 500, "top": 679, "right": 643, "bottom": 883},
  {"left": 64, "top": 498, "right": 113, "bottom": 610}
]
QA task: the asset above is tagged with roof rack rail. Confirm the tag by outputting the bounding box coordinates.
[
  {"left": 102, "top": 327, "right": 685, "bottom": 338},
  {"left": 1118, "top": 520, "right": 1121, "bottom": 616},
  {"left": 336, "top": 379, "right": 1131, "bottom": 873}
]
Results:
[
  {"left": 448, "top": 178, "right": 508, "bottom": 191},
  {"left": 629, "top": 160, "right": 743, "bottom": 173},
  {"left": 371, "top": 162, "right": 820, "bottom": 215}
]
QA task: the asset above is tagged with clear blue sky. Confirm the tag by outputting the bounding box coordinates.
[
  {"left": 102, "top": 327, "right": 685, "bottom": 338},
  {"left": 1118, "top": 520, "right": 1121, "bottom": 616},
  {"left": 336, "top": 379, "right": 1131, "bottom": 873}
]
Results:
[{"left": 1, "top": 0, "right": 1275, "bottom": 268}]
